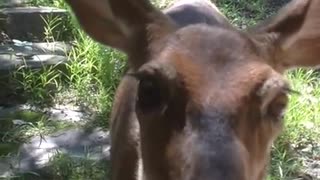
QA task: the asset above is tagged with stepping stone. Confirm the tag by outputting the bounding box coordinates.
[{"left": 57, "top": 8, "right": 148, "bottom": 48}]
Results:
[
  {"left": 0, "top": 54, "right": 68, "bottom": 71},
  {"left": 0, "top": 104, "right": 91, "bottom": 125},
  {"left": 0, "top": 157, "right": 15, "bottom": 178},
  {"left": 0, "top": 0, "right": 28, "bottom": 8},
  {"left": 15, "top": 128, "right": 110, "bottom": 173},
  {"left": 0, "top": 127, "right": 110, "bottom": 178},
  {"left": 0, "top": 41, "right": 72, "bottom": 56},
  {"left": 0, "top": 7, "right": 69, "bottom": 41}
]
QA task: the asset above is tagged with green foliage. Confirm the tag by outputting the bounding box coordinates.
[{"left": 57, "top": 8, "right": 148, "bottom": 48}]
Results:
[
  {"left": 27, "top": 0, "right": 67, "bottom": 8},
  {"left": 12, "top": 63, "right": 64, "bottom": 107},
  {"left": 65, "top": 30, "right": 126, "bottom": 127},
  {"left": 268, "top": 69, "right": 320, "bottom": 179},
  {"left": 47, "top": 153, "right": 110, "bottom": 180},
  {"left": 216, "top": 0, "right": 268, "bottom": 27}
]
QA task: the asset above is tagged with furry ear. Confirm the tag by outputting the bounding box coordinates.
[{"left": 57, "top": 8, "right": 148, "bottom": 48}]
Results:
[
  {"left": 257, "top": 74, "right": 289, "bottom": 121},
  {"left": 249, "top": 0, "right": 320, "bottom": 71},
  {"left": 65, "top": 0, "right": 175, "bottom": 66}
]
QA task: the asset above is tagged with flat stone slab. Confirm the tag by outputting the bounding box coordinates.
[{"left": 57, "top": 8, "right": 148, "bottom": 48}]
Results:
[
  {"left": 0, "top": 104, "right": 108, "bottom": 177},
  {"left": 0, "top": 128, "right": 110, "bottom": 178},
  {"left": 0, "top": 104, "right": 90, "bottom": 123},
  {"left": 0, "top": 157, "right": 15, "bottom": 178},
  {"left": 0, "top": 7, "right": 68, "bottom": 41},
  {"left": 17, "top": 128, "right": 110, "bottom": 171},
  {"left": 0, "top": 54, "right": 68, "bottom": 70},
  {"left": 0, "top": 0, "right": 28, "bottom": 8},
  {"left": 0, "top": 41, "right": 72, "bottom": 56}
]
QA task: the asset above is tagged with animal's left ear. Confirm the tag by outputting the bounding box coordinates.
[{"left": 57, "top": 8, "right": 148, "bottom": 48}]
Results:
[{"left": 249, "top": 0, "right": 320, "bottom": 71}]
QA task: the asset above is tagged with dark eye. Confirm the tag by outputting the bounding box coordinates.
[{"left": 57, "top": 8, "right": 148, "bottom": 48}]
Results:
[
  {"left": 137, "top": 76, "right": 165, "bottom": 111},
  {"left": 267, "top": 93, "right": 288, "bottom": 121}
]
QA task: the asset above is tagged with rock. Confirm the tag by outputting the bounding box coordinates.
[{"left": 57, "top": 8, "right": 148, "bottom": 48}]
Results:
[
  {"left": 47, "top": 108, "right": 87, "bottom": 123},
  {"left": 15, "top": 128, "right": 110, "bottom": 173},
  {"left": 0, "top": 0, "right": 28, "bottom": 8},
  {"left": 0, "top": 7, "right": 69, "bottom": 41},
  {"left": 0, "top": 31, "right": 11, "bottom": 45},
  {"left": 0, "top": 127, "right": 110, "bottom": 178},
  {"left": 0, "top": 104, "right": 90, "bottom": 123},
  {"left": 0, "top": 157, "right": 15, "bottom": 178},
  {"left": 0, "top": 41, "right": 72, "bottom": 56},
  {"left": 0, "top": 54, "right": 68, "bottom": 71},
  {"left": 311, "top": 163, "right": 320, "bottom": 169}
]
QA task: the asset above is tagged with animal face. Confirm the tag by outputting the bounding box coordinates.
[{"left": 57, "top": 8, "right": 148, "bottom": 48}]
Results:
[
  {"left": 65, "top": 0, "right": 320, "bottom": 179},
  {"left": 133, "top": 24, "right": 288, "bottom": 179}
]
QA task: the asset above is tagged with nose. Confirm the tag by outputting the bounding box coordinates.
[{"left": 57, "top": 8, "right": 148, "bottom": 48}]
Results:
[{"left": 184, "top": 112, "right": 247, "bottom": 180}]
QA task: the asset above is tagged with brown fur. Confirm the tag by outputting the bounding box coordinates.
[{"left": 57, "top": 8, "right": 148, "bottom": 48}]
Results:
[{"left": 65, "top": 0, "right": 320, "bottom": 179}]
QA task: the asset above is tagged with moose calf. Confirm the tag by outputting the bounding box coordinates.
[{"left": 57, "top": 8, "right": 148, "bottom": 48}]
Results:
[{"left": 65, "top": 0, "right": 320, "bottom": 179}]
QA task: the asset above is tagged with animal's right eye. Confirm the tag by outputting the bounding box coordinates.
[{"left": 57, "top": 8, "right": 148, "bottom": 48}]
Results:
[{"left": 137, "top": 76, "right": 165, "bottom": 111}]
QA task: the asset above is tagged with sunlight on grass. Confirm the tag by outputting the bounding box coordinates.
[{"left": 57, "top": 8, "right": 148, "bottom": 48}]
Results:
[
  {"left": 268, "top": 69, "right": 320, "bottom": 179},
  {"left": 64, "top": 29, "right": 126, "bottom": 128}
]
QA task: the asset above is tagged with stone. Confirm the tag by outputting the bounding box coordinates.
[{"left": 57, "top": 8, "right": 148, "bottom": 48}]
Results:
[
  {"left": 0, "top": 125, "right": 110, "bottom": 178},
  {"left": 0, "top": 157, "right": 15, "bottom": 178},
  {"left": 0, "top": 41, "right": 72, "bottom": 56},
  {"left": 0, "top": 0, "right": 28, "bottom": 8},
  {"left": 0, "top": 54, "right": 68, "bottom": 70},
  {"left": 14, "top": 128, "right": 110, "bottom": 173},
  {"left": 0, "top": 104, "right": 90, "bottom": 123},
  {"left": 0, "top": 31, "right": 11, "bottom": 45},
  {"left": 0, "top": 7, "right": 69, "bottom": 41},
  {"left": 47, "top": 107, "right": 88, "bottom": 123}
]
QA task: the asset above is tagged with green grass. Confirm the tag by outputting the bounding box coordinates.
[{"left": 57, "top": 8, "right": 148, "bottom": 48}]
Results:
[
  {"left": 268, "top": 69, "right": 320, "bottom": 179},
  {"left": 43, "top": 153, "right": 110, "bottom": 180},
  {"left": 1, "top": 1, "right": 125, "bottom": 179},
  {"left": 217, "top": 0, "right": 268, "bottom": 28},
  {"left": 0, "top": 110, "right": 75, "bottom": 155},
  {"left": 1, "top": 0, "right": 320, "bottom": 180}
]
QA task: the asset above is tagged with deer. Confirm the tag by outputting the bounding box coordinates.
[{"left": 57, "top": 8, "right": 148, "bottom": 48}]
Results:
[{"left": 65, "top": 0, "right": 320, "bottom": 179}]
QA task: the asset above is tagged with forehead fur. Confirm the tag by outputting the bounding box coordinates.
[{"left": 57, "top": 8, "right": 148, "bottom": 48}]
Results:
[{"left": 152, "top": 25, "right": 274, "bottom": 110}]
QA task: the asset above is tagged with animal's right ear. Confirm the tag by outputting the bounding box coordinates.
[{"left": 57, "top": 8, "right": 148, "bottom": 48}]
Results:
[
  {"left": 65, "top": 0, "right": 175, "bottom": 59},
  {"left": 248, "top": 0, "right": 320, "bottom": 71}
]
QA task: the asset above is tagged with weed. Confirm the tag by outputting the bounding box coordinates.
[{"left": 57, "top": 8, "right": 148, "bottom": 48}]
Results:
[
  {"left": 267, "top": 69, "right": 320, "bottom": 179},
  {"left": 41, "top": 13, "right": 74, "bottom": 42},
  {"left": 46, "top": 152, "right": 109, "bottom": 180},
  {"left": 216, "top": 0, "right": 268, "bottom": 28},
  {"left": 12, "top": 62, "right": 64, "bottom": 107},
  {"left": 27, "top": 0, "right": 67, "bottom": 8}
]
